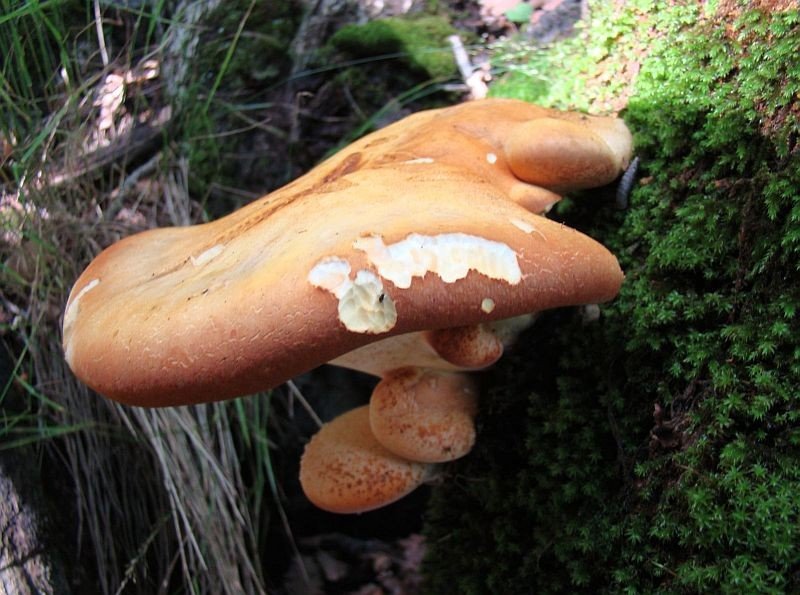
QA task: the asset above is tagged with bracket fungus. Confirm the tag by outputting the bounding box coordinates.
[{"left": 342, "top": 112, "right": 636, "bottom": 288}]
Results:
[{"left": 63, "top": 98, "right": 632, "bottom": 513}]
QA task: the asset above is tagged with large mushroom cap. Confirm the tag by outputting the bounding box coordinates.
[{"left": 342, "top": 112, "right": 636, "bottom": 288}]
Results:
[
  {"left": 299, "top": 406, "right": 431, "bottom": 514},
  {"left": 63, "top": 99, "right": 629, "bottom": 407}
]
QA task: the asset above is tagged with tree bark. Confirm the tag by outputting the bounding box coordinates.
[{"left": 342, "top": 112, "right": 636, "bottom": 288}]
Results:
[{"left": 0, "top": 448, "right": 70, "bottom": 595}]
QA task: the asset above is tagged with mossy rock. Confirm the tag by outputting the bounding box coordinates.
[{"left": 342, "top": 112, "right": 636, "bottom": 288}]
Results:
[
  {"left": 424, "top": 4, "right": 800, "bottom": 593},
  {"left": 303, "top": 13, "right": 461, "bottom": 155},
  {"left": 329, "top": 15, "right": 458, "bottom": 80}
]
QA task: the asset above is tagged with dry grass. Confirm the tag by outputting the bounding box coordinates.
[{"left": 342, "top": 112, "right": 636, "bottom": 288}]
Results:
[
  {"left": 1, "top": 2, "right": 292, "bottom": 592},
  {"left": 3, "top": 151, "right": 278, "bottom": 591}
]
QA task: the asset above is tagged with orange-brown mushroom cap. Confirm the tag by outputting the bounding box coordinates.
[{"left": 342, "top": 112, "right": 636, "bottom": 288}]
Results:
[
  {"left": 369, "top": 368, "right": 478, "bottom": 463},
  {"left": 425, "top": 324, "right": 504, "bottom": 369},
  {"left": 299, "top": 406, "right": 431, "bottom": 514},
  {"left": 63, "top": 99, "right": 629, "bottom": 407},
  {"left": 503, "top": 116, "right": 632, "bottom": 194}
]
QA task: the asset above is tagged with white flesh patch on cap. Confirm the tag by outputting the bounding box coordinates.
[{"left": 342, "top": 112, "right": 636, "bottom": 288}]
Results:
[
  {"left": 481, "top": 298, "right": 496, "bottom": 313},
  {"left": 403, "top": 157, "right": 435, "bottom": 164},
  {"left": 307, "top": 257, "right": 351, "bottom": 297},
  {"left": 308, "top": 259, "right": 397, "bottom": 334},
  {"left": 353, "top": 233, "right": 521, "bottom": 289},
  {"left": 486, "top": 152, "right": 498, "bottom": 164},
  {"left": 190, "top": 244, "right": 225, "bottom": 267},
  {"left": 63, "top": 278, "right": 101, "bottom": 365},
  {"left": 338, "top": 270, "right": 397, "bottom": 334}
]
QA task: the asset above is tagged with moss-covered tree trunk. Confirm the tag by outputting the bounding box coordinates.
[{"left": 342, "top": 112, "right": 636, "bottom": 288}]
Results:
[{"left": 423, "top": 4, "right": 800, "bottom": 593}]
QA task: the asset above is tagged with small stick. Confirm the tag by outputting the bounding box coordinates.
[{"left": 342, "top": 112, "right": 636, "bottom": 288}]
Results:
[
  {"left": 94, "top": 0, "right": 109, "bottom": 66},
  {"left": 286, "top": 380, "right": 324, "bottom": 428},
  {"left": 448, "top": 34, "right": 474, "bottom": 81},
  {"left": 448, "top": 35, "right": 489, "bottom": 100}
]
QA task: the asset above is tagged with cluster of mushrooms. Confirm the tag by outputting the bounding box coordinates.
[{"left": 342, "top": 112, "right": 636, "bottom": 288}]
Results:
[{"left": 63, "top": 99, "right": 633, "bottom": 513}]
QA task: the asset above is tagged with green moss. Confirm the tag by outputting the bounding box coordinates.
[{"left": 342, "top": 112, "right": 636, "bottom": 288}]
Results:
[
  {"left": 425, "top": 5, "right": 800, "bottom": 593},
  {"left": 304, "top": 13, "right": 460, "bottom": 152},
  {"left": 488, "top": 0, "right": 701, "bottom": 112},
  {"left": 329, "top": 15, "right": 457, "bottom": 80}
]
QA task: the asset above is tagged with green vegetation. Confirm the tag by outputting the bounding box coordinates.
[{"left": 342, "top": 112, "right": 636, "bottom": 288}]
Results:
[
  {"left": 424, "top": 3, "right": 800, "bottom": 593},
  {"left": 303, "top": 12, "right": 462, "bottom": 158},
  {"left": 320, "top": 13, "right": 460, "bottom": 150},
  {"left": 488, "top": 0, "right": 700, "bottom": 113},
  {"left": 504, "top": 2, "right": 533, "bottom": 25},
  {"left": 329, "top": 15, "right": 458, "bottom": 80}
]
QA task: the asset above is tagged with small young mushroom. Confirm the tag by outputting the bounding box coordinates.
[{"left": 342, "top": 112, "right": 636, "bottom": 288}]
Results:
[
  {"left": 299, "top": 406, "right": 432, "bottom": 514},
  {"left": 369, "top": 367, "right": 478, "bottom": 463},
  {"left": 329, "top": 321, "right": 512, "bottom": 377},
  {"left": 62, "top": 98, "right": 633, "bottom": 512},
  {"left": 328, "top": 318, "right": 538, "bottom": 468},
  {"left": 503, "top": 115, "right": 632, "bottom": 194},
  {"left": 424, "top": 324, "right": 504, "bottom": 370}
]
